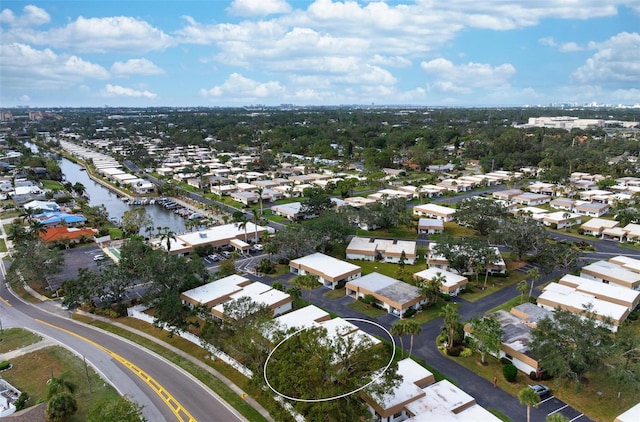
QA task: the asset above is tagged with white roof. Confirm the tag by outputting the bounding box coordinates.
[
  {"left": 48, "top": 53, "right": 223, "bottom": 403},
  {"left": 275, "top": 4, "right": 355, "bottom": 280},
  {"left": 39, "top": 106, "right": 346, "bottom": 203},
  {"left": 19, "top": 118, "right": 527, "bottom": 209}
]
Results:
[
  {"left": 176, "top": 222, "right": 265, "bottom": 248},
  {"left": 616, "top": 402, "right": 640, "bottom": 422},
  {"left": 540, "top": 283, "right": 628, "bottom": 322},
  {"left": 375, "top": 358, "right": 431, "bottom": 410},
  {"left": 582, "top": 261, "right": 640, "bottom": 285},
  {"left": 290, "top": 253, "right": 361, "bottom": 279},
  {"left": 406, "top": 380, "right": 500, "bottom": 421},
  {"left": 581, "top": 218, "right": 619, "bottom": 230},
  {"left": 212, "top": 281, "right": 290, "bottom": 315},
  {"left": 414, "top": 268, "right": 467, "bottom": 288},
  {"left": 561, "top": 274, "right": 640, "bottom": 305},
  {"left": 181, "top": 274, "right": 249, "bottom": 305},
  {"left": 544, "top": 211, "right": 580, "bottom": 221},
  {"left": 275, "top": 305, "right": 329, "bottom": 331},
  {"left": 413, "top": 203, "right": 456, "bottom": 215},
  {"left": 609, "top": 256, "right": 640, "bottom": 273}
]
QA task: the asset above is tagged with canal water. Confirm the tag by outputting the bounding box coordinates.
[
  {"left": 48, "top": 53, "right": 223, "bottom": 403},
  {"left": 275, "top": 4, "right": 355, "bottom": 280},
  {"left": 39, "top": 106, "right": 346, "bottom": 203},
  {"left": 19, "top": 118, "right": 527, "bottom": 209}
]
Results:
[{"left": 26, "top": 142, "right": 186, "bottom": 235}]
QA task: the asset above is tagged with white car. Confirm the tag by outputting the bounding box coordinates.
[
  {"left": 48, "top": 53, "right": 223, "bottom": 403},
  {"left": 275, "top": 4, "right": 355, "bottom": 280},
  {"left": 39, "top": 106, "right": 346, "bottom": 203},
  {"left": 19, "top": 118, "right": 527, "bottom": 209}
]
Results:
[
  {"left": 93, "top": 254, "right": 105, "bottom": 261},
  {"left": 252, "top": 244, "right": 264, "bottom": 251}
]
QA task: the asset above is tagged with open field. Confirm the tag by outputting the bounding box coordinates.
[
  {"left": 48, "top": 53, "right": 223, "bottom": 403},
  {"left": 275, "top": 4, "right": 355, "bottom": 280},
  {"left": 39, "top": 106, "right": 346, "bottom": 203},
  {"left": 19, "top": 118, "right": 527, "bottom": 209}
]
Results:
[
  {"left": 0, "top": 328, "right": 42, "bottom": 353},
  {"left": 1, "top": 346, "right": 119, "bottom": 421}
]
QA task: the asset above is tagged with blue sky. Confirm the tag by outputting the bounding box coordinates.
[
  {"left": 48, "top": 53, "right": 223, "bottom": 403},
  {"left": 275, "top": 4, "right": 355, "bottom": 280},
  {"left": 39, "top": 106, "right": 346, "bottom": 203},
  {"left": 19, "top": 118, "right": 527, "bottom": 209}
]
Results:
[{"left": 1, "top": 0, "right": 638, "bottom": 107}]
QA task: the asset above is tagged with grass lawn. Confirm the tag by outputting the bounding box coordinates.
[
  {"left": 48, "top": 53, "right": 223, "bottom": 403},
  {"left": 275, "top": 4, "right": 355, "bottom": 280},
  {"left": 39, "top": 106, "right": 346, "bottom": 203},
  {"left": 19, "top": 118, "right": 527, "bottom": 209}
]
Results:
[
  {"left": 348, "top": 300, "right": 388, "bottom": 318},
  {"left": 0, "top": 238, "right": 6, "bottom": 252},
  {"left": 357, "top": 226, "right": 417, "bottom": 239},
  {"left": 485, "top": 296, "right": 523, "bottom": 314},
  {"left": 346, "top": 258, "right": 424, "bottom": 278},
  {"left": 0, "top": 328, "right": 42, "bottom": 353},
  {"left": 72, "top": 315, "right": 275, "bottom": 422},
  {"left": 40, "top": 179, "right": 65, "bottom": 190},
  {"left": 1, "top": 346, "right": 119, "bottom": 421},
  {"left": 408, "top": 300, "right": 451, "bottom": 324},
  {"left": 445, "top": 322, "right": 640, "bottom": 422},
  {"left": 324, "top": 288, "right": 346, "bottom": 299}
]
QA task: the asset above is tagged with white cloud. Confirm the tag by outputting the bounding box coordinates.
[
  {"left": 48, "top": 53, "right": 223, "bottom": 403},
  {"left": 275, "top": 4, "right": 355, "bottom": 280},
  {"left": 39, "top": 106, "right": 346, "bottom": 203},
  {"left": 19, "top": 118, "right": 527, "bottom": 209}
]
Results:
[
  {"left": 572, "top": 32, "right": 640, "bottom": 86},
  {"left": 227, "top": 0, "right": 292, "bottom": 17},
  {"left": 111, "top": 58, "right": 165, "bottom": 76},
  {"left": 0, "top": 43, "right": 109, "bottom": 89},
  {"left": 19, "top": 94, "right": 31, "bottom": 103},
  {"left": 370, "top": 54, "right": 412, "bottom": 67},
  {"left": 200, "top": 73, "right": 286, "bottom": 99},
  {"left": 101, "top": 84, "right": 157, "bottom": 98},
  {"left": 538, "top": 37, "right": 583, "bottom": 52},
  {"left": 421, "top": 58, "right": 516, "bottom": 93},
  {"left": 3, "top": 15, "right": 174, "bottom": 53},
  {"left": 0, "top": 5, "right": 50, "bottom": 26}
]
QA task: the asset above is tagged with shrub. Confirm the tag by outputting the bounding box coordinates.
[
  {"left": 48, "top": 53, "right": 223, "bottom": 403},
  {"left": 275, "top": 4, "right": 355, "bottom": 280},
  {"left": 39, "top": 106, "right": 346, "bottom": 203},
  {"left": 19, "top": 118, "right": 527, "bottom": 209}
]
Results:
[
  {"left": 0, "top": 361, "right": 10, "bottom": 371},
  {"left": 441, "top": 293, "right": 451, "bottom": 302},
  {"left": 361, "top": 294, "right": 376, "bottom": 305},
  {"left": 460, "top": 348, "right": 473, "bottom": 358},
  {"left": 15, "top": 392, "right": 29, "bottom": 411},
  {"left": 502, "top": 364, "right": 518, "bottom": 382},
  {"left": 500, "top": 357, "right": 512, "bottom": 365},
  {"left": 403, "top": 308, "right": 417, "bottom": 318},
  {"left": 628, "top": 310, "right": 639, "bottom": 321},
  {"left": 257, "top": 258, "right": 275, "bottom": 274},
  {"left": 447, "top": 347, "right": 461, "bottom": 357},
  {"left": 436, "top": 333, "right": 447, "bottom": 345}
]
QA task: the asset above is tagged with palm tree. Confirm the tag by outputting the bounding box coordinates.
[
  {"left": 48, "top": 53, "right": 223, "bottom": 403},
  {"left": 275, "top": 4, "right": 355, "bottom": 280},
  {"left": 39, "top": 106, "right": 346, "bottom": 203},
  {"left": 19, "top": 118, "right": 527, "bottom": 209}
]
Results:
[
  {"left": 390, "top": 321, "right": 408, "bottom": 359},
  {"left": 159, "top": 228, "right": 177, "bottom": 252},
  {"left": 235, "top": 214, "right": 249, "bottom": 242},
  {"left": 517, "top": 279, "right": 529, "bottom": 304},
  {"left": 546, "top": 413, "right": 569, "bottom": 422},
  {"left": 518, "top": 387, "right": 541, "bottom": 422},
  {"left": 527, "top": 267, "right": 541, "bottom": 298},
  {"left": 293, "top": 275, "right": 318, "bottom": 302},
  {"left": 442, "top": 303, "right": 459, "bottom": 351},
  {"left": 403, "top": 319, "right": 422, "bottom": 358},
  {"left": 46, "top": 371, "right": 76, "bottom": 399},
  {"left": 255, "top": 187, "right": 264, "bottom": 216},
  {"left": 29, "top": 220, "right": 48, "bottom": 239}
]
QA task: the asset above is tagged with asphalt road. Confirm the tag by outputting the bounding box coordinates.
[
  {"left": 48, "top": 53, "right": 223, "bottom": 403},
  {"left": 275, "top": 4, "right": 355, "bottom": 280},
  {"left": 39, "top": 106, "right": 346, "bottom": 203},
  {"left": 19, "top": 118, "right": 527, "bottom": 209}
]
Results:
[{"left": 0, "top": 279, "right": 246, "bottom": 422}]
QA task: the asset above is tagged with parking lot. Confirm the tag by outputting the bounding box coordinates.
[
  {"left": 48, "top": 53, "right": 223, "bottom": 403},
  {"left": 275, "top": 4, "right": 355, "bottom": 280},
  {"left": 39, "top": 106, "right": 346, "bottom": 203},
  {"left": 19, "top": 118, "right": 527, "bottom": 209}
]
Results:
[
  {"left": 531, "top": 394, "right": 591, "bottom": 422},
  {"left": 46, "top": 246, "right": 109, "bottom": 291}
]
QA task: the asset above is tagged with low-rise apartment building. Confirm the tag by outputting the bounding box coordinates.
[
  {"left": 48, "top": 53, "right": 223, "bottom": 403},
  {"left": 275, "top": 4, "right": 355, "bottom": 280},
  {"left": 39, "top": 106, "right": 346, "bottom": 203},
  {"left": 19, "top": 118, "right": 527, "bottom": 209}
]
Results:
[
  {"left": 289, "top": 252, "right": 362, "bottom": 289},
  {"left": 345, "top": 273, "right": 425, "bottom": 318}
]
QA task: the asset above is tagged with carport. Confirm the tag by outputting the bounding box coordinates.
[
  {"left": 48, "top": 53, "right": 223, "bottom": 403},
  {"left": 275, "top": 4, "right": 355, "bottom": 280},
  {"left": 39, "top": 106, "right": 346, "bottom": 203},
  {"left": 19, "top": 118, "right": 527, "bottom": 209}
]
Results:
[{"left": 230, "top": 238, "right": 251, "bottom": 254}]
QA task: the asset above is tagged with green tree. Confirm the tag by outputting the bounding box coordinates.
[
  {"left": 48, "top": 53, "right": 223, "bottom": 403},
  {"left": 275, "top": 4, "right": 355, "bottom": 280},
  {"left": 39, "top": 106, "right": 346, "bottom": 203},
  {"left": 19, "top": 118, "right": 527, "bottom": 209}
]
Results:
[
  {"left": 419, "top": 272, "right": 445, "bottom": 306},
  {"left": 468, "top": 316, "right": 504, "bottom": 364},
  {"left": 46, "top": 372, "right": 76, "bottom": 399},
  {"left": 442, "top": 303, "right": 460, "bottom": 351},
  {"left": 390, "top": 320, "right": 409, "bottom": 358},
  {"left": 530, "top": 306, "right": 612, "bottom": 388},
  {"left": 546, "top": 414, "right": 569, "bottom": 422},
  {"left": 292, "top": 274, "right": 318, "bottom": 302},
  {"left": 402, "top": 319, "right": 422, "bottom": 358},
  {"left": 159, "top": 227, "right": 177, "bottom": 252},
  {"left": 46, "top": 392, "right": 78, "bottom": 422},
  {"left": 264, "top": 324, "right": 400, "bottom": 421},
  {"left": 491, "top": 216, "right": 547, "bottom": 260},
  {"left": 518, "top": 387, "right": 541, "bottom": 422},
  {"left": 121, "top": 208, "right": 153, "bottom": 236},
  {"left": 454, "top": 197, "right": 506, "bottom": 236},
  {"left": 88, "top": 396, "right": 147, "bottom": 422},
  {"left": 517, "top": 279, "right": 529, "bottom": 304},
  {"left": 526, "top": 267, "right": 541, "bottom": 298}
]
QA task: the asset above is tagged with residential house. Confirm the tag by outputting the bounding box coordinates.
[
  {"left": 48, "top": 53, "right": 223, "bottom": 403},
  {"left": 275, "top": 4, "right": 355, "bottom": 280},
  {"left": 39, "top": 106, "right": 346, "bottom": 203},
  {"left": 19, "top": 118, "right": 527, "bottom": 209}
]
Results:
[
  {"left": 412, "top": 204, "right": 456, "bottom": 222},
  {"left": 580, "top": 218, "right": 619, "bottom": 237},
  {"left": 558, "top": 274, "right": 640, "bottom": 310},
  {"left": 346, "top": 237, "right": 417, "bottom": 264},
  {"left": 417, "top": 218, "right": 444, "bottom": 234},
  {"left": 528, "top": 182, "right": 556, "bottom": 196},
  {"left": 413, "top": 268, "right": 468, "bottom": 297},
  {"left": 580, "top": 261, "right": 640, "bottom": 290},
  {"left": 512, "top": 192, "right": 551, "bottom": 206},
  {"left": 289, "top": 253, "right": 362, "bottom": 289},
  {"left": 345, "top": 273, "right": 426, "bottom": 318},
  {"left": 574, "top": 202, "right": 610, "bottom": 217},
  {"left": 492, "top": 189, "right": 523, "bottom": 202},
  {"left": 230, "top": 191, "right": 259, "bottom": 206},
  {"left": 537, "top": 282, "right": 629, "bottom": 332},
  {"left": 542, "top": 211, "right": 582, "bottom": 229},
  {"left": 39, "top": 227, "right": 97, "bottom": 244},
  {"left": 549, "top": 198, "right": 575, "bottom": 211}
]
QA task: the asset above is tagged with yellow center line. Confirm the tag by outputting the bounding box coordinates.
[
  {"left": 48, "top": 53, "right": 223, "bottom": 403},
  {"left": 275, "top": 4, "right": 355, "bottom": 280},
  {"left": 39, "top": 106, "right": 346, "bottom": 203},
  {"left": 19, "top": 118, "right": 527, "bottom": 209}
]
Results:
[
  {"left": 0, "top": 296, "right": 12, "bottom": 306},
  {"left": 36, "top": 319, "right": 196, "bottom": 422}
]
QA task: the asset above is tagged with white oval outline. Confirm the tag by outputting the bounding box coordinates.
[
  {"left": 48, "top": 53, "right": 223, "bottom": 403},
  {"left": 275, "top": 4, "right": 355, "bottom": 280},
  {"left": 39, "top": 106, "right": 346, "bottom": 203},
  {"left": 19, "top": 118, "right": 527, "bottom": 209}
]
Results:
[{"left": 263, "top": 317, "right": 396, "bottom": 403}]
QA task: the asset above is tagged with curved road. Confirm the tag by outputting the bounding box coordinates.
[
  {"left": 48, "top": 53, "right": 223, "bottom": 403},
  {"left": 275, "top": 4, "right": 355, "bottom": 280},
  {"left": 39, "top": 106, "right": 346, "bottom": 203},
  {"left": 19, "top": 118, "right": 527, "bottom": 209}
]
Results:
[{"left": 0, "top": 280, "right": 245, "bottom": 422}]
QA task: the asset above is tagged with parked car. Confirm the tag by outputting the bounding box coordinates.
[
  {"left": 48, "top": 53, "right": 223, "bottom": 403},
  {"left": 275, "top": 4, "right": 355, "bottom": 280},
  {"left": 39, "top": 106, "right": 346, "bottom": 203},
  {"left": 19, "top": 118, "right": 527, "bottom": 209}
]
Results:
[
  {"left": 208, "top": 254, "right": 220, "bottom": 262},
  {"left": 528, "top": 384, "right": 551, "bottom": 398},
  {"left": 221, "top": 251, "right": 232, "bottom": 259},
  {"left": 252, "top": 244, "right": 264, "bottom": 251},
  {"left": 93, "top": 254, "right": 105, "bottom": 261}
]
